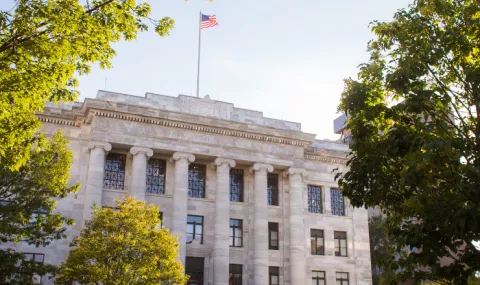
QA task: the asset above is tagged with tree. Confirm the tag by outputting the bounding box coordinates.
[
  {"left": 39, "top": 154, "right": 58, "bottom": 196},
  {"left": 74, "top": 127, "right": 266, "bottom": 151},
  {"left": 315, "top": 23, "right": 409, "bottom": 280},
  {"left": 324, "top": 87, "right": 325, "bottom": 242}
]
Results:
[
  {"left": 0, "top": 131, "right": 79, "bottom": 284},
  {"left": 337, "top": 0, "right": 480, "bottom": 283},
  {"left": 55, "top": 197, "right": 187, "bottom": 285},
  {"left": 368, "top": 215, "right": 398, "bottom": 285},
  {"left": 0, "top": 0, "right": 175, "bottom": 170}
]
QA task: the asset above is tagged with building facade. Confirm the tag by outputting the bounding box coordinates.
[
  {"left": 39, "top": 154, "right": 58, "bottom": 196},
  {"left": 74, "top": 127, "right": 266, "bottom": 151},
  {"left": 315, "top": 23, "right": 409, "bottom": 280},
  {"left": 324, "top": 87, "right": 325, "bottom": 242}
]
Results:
[{"left": 10, "top": 91, "right": 372, "bottom": 285}]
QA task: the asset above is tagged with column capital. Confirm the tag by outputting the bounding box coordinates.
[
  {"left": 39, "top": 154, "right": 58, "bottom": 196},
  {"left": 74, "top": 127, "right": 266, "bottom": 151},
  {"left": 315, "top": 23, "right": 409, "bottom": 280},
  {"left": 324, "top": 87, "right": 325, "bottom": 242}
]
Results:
[
  {"left": 249, "top": 162, "right": 273, "bottom": 174},
  {"left": 129, "top": 146, "right": 153, "bottom": 157},
  {"left": 88, "top": 142, "right": 112, "bottom": 152},
  {"left": 211, "top": 158, "right": 236, "bottom": 169},
  {"left": 283, "top": 167, "right": 307, "bottom": 178},
  {"left": 169, "top": 152, "right": 195, "bottom": 164}
]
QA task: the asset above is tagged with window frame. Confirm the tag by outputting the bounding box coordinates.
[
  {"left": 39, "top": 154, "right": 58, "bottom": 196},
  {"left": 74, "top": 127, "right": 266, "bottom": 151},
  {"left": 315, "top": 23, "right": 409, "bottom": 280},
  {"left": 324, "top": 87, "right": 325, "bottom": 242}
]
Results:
[
  {"left": 334, "top": 231, "right": 348, "bottom": 257},
  {"left": 229, "top": 219, "right": 243, "bottom": 247},
  {"left": 229, "top": 264, "right": 243, "bottom": 285},
  {"left": 185, "top": 257, "right": 204, "bottom": 284},
  {"left": 312, "top": 270, "right": 326, "bottom": 285},
  {"left": 269, "top": 266, "right": 280, "bottom": 285},
  {"left": 186, "top": 215, "right": 204, "bottom": 244},
  {"left": 336, "top": 272, "right": 349, "bottom": 285},
  {"left": 103, "top": 152, "right": 126, "bottom": 190},
  {"left": 310, "top": 229, "right": 325, "bottom": 255},
  {"left": 188, "top": 164, "right": 206, "bottom": 198},
  {"left": 268, "top": 222, "right": 279, "bottom": 250},
  {"left": 229, "top": 168, "right": 244, "bottom": 202},
  {"left": 267, "top": 173, "right": 279, "bottom": 206},
  {"left": 331, "top": 188, "right": 345, "bottom": 216},
  {"left": 308, "top": 185, "right": 323, "bottom": 214},
  {"left": 146, "top": 158, "right": 166, "bottom": 195}
]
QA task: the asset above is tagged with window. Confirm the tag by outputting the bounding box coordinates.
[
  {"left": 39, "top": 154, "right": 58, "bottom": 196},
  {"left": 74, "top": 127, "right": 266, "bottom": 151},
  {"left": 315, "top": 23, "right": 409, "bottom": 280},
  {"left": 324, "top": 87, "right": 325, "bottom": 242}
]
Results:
[
  {"left": 308, "top": 185, "right": 322, "bottom": 213},
  {"left": 158, "top": 212, "right": 163, "bottom": 229},
  {"left": 269, "top": 266, "right": 279, "bottom": 285},
  {"left": 267, "top": 173, "right": 279, "bottom": 206},
  {"left": 104, "top": 153, "right": 126, "bottom": 190},
  {"left": 331, "top": 188, "right": 345, "bottom": 216},
  {"left": 336, "top": 272, "right": 349, "bottom": 285},
  {"left": 312, "top": 271, "right": 326, "bottom": 285},
  {"left": 24, "top": 253, "right": 45, "bottom": 263},
  {"left": 187, "top": 215, "right": 204, "bottom": 244},
  {"left": 146, "top": 158, "right": 166, "bottom": 194},
  {"left": 229, "top": 219, "right": 243, "bottom": 247},
  {"left": 185, "top": 257, "right": 204, "bottom": 284},
  {"left": 268, "top": 222, "right": 279, "bottom": 250},
  {"left": 229, "top": 264, "right": 242, "bottom": 285},
  {"left": 310, "top": 229, "right": 324, "bottom": 255},
  {"left": 230, "top": 169, "right": 244, "bottom": 202},
  {"left": 334, "top": 231, "right": 347, "bottom": 257},
  {"left": 22, "top": 253, "right": 45, "bottom": 284},
  {"left": 189, "top": 164, "right": 206, "bottom": 198}
]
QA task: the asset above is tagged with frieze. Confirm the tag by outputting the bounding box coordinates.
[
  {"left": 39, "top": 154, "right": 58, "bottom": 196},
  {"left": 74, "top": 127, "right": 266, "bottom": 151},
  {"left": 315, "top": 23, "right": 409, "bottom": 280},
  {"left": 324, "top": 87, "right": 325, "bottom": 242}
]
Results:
[
  {"left": 304, "top": 154, "right": 348, "bottom": 165},
  {"left": 38, "top": 116, "right": 76, "bottom": 126}
]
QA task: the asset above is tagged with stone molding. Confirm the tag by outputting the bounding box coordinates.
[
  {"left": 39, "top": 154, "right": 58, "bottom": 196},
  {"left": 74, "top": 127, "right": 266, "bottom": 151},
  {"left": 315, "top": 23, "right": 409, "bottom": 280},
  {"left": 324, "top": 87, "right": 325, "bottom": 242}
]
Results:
[
  {"left": 92, "top": 110, "right": 309, "bottom": 147},
  {"left": 283, "top": 167, "right": 307, "bottom": 178},
  {"left": 87, "top": 142, "right": 112, "bottom": 152},
  {"left": 38, "top": 115, "right": 76, "bottom": 126},
  {"left": 249, "top": 162, "right": 274, "bottom": 173},
  {"left": 169, "top": 152, "right": 195, "bottom": 164},
  {"left": 129, "top": 146, "right": 154, "bottom": 157},
  {"left": 304, "top": 154, "right": 347, "bottom": 165},
  {"left": 211, "top": 158, "right": 236, "bottom": 169}
]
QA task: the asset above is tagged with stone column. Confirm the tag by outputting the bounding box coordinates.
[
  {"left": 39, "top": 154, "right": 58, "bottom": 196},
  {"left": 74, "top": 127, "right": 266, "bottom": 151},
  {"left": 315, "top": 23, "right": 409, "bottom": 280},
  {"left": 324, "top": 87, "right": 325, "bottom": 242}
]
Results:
[
  {"left": 249, "top": 163, "right": 273, "bottom": 285},
  {"left": 129, "top": 146, "right": 153, "bottom": 201},
  {"left": 212, "top": 158, "right": 236, "bottom": 285},
  {"left": 284, "top": 167, "right": 307, "bottom": 285},
  {"left": 83, "top": 142, "right": 112, "bottom": 221},
  {"left": 170, "top": 152, "right": 195, "bottom": 265}
]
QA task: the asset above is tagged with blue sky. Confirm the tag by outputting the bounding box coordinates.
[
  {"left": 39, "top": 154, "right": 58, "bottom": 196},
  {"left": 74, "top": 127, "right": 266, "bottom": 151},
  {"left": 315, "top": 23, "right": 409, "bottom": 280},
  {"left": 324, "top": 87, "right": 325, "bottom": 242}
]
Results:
[{"left": 7, "top": 0, "right": 414, "bottom": 140}]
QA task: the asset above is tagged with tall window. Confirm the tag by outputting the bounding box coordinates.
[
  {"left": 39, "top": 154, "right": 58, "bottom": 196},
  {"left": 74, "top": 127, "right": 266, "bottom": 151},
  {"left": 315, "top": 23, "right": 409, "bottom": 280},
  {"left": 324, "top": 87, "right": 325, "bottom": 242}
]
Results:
[
  {"left": 104, "top": 153, "right": 126, "bottom": 190},
  {"left": 229, "top": 219, "right": 243, "bottom": 247},
  {"left": 229, "top": 264, "right": 242, "bottom": 285},
  {"left": 187, "top": 215, "right": 204, "bottom": 244},
  {"left": 312, "top": 271, "right": 326, "bottom": 285},
  {"left": 310, "top": 229, "right": 324, "bottom": 255},
  {"left": 267, "top": 173, "right": 279, "bottom": 206},
  {"left": 146, "top": 158, "right": 166, "bottom": 194},
  {"left": 158, "top": 212, "right": 163, "bottom": 229},
  {"left": 336, "top": 272, "right": 349, "bottom": 285},
  {"left": 269, "top": 267, "right": 279, "bottom": 285},
  {"left": 334, "top": 231, "right": 347, "bottom": 257},
  {"left": 185, "top": 257, "right": 204, "bottom": 285},
  {"left": 308, "top": 185, "right": 322, "bottom": 213},
  {"left": 230, "top": 169, "right": 244, "bottom": 202},
  {"left": 23, "top": 253, "right": 45, "bottom": 284},
  {"left": 268, "top": 222, "right": 279, "bottom": 250},
  {"left": 189, "top": 164, "right": 206, "bottom": 198},
  {"left": 331, "top": 188, "right": 345, "bottom": 216}
]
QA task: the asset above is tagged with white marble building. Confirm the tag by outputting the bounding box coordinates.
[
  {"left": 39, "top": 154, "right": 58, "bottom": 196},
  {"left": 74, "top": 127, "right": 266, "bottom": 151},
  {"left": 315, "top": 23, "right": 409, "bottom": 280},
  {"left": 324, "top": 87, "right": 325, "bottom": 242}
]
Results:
[{"left": 9, "top": 91, "right": 372, "bottom": 285}]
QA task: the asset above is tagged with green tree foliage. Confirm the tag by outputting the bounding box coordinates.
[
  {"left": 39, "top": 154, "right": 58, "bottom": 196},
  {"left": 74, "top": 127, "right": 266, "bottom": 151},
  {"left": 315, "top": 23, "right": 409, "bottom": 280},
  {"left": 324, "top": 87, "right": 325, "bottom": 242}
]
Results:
[
  {"left": 337, "top": 0, "right": 480, "bottom": 283},
  {"left": 369, "top": 215, "right": 399, "bottom": 285},
  {"left": 0, "top": 131, "right": 79, "bottom": 284},
  {"left": 56, "top": 197, "right": 187, "bottom": 285},
  {"left": 0, "top": 0, "right": 175, "bottom": 170}
]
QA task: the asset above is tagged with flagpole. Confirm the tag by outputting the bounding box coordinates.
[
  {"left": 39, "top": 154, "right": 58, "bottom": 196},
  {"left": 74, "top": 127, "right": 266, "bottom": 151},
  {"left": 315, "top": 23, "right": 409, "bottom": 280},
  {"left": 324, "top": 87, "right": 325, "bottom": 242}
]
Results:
[{"left": 196, "top": 10, "right": 202, "bottom": 98}]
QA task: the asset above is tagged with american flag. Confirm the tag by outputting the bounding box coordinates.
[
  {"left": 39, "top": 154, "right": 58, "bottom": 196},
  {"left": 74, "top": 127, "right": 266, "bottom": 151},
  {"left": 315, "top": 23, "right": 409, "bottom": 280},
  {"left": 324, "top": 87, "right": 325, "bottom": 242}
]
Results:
[{"left": 201, "top": 14, "right": 219, "bottom": 29}]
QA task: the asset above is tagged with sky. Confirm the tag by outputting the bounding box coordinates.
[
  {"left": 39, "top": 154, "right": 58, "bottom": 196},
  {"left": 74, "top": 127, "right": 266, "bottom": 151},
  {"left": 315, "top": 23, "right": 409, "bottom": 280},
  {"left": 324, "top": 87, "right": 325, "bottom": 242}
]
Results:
[{"left": 8, "top": 0, "right": 414, "bottom": 140}]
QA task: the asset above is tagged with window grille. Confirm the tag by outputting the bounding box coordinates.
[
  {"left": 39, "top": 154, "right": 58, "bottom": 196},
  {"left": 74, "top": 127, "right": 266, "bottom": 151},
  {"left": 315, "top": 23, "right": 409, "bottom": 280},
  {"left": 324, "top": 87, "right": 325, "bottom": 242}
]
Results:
[
  {"left": 308, "top": 185, "right": 322, "bottom": 213},
  {"left": 230, "top": 169, "right": 244, "bottom": 202},
  {"left": 331, "top": 188, "right": 345, "bottom": 216},
  {"left": 146, "top": 159, "right": 166, "bottom": 194},
  {"left": 188, "top": 164, "right": 206, "bottom": 198},
  {"left": 104, "top": 153, "right": 126, "bottom": 190},
  {"left": 267, "top": 173, "right": 279, "bottom": 206}
]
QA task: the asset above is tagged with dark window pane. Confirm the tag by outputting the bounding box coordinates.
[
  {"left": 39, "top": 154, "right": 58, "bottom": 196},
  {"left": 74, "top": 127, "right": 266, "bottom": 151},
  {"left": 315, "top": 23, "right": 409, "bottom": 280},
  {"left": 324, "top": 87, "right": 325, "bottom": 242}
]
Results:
[
  {"left": 268, "top": 222, "right": 279, "bottom": 250},
  {"left": 308, "top": 185, "right": 322, "bottom": 213},
  {"left": 267, "top": 173, "right": 279, "bottom": 206},
  {"left": 229, "top": 264, "right": 242, "bottom": 285},
  {"left": 104, "top": 153, "right": 126, "bottom": 190},
  {"left": 186, "top": 257, "right": 204, "bottom": 283},
  {"left": 331, "top": 188, "right": 345, "bottom": 216},
  {"left": 230, "top": 169, "right": 244, "bottom": 202},
  {"left": 269, "top": 267, "right": 280, "bottom": 285},
  {"left": 146, "top": 159, "right": 166, "bottom": 194},
  {"left": 189, "top": 164, "right": 206, "bottom": 198}
]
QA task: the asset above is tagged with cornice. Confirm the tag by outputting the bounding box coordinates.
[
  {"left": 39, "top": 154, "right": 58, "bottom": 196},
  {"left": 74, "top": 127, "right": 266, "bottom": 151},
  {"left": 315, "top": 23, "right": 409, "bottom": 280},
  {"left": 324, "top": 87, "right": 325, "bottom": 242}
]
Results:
[{"left": 303, "top": 155, "right": 348, "bottom": 165}]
